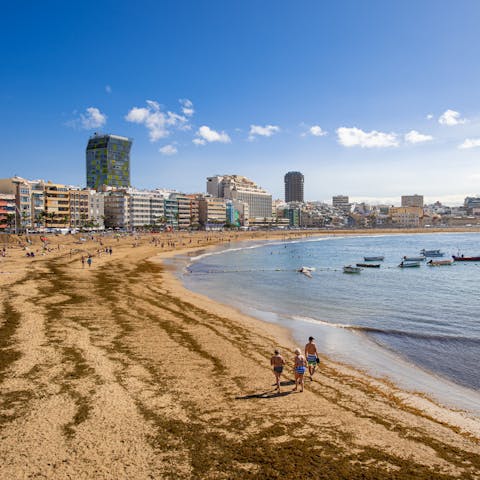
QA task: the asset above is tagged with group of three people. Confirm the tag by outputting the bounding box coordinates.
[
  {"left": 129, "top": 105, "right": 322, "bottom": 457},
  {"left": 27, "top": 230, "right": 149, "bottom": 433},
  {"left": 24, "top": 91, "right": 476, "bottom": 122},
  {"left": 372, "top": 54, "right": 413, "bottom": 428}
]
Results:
[{"left": 270, "top": 336, "right": 319, "bottom": 393}]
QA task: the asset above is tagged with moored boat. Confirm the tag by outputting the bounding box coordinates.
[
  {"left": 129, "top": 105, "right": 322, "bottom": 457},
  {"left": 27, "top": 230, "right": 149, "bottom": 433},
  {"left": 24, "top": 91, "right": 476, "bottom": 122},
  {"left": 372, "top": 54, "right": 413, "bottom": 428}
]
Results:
[
  {"left": 343, "top": 265, "right": 362, "bottom": 273},
  {"left": 399, "top": 260, "right": 421, "bottom": 268},
  {"left": 452, "top": 255, "right": 480, "bottom": 261},
  {"left": 363, "top": 256, "right": 384, "bottom": 261},
  {"left": 420, "top": 249, "right": 444, "bottom": 257},
  {"left": 427, "top": 259, "right": 454, "bottom": 266},
  {"left": 356, "top": 263, "right": 380, "bottom": 268},
  {"left": 403, "top": 255, "right": 425, "bottom": 262}
]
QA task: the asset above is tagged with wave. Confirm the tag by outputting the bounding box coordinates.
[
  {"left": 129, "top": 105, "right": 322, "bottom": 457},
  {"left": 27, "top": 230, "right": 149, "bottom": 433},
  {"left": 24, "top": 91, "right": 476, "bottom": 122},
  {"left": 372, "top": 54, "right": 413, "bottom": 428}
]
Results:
[
  {"left": 292, "top": 315, "right": 480, "bottom": 344},
  {"left": 188, "top": 235, "right": 351, "bottom": 263}
]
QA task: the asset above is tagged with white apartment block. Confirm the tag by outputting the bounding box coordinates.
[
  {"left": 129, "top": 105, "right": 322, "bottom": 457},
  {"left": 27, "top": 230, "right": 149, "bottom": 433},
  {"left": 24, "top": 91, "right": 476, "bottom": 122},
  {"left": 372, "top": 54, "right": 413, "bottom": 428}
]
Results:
[
  {"left": 104, "top": 188, "right": 165, "bottom": 229},
  {"left": 206, "top": 175, "right": 272, "bottom": 220}
]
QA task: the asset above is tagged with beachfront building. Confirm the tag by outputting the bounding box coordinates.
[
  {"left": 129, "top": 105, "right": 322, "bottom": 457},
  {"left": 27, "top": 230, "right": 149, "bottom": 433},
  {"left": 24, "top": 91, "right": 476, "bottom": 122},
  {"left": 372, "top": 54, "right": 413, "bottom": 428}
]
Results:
[
  {"left": 389, "top": 206, "right": 423, "bottom": 228},
  {"left": 44, "top": 182, "right": 71, "bottom": 228},
  {"left": 104, "top": 190, "right": 130, "bottom": 229},
  {"left": 86, "top": 133, "right": 132, "bottom": 190},
  {"left": 401, "top": 194, "right": 424, "bottom": 208},
  {"left": 163, "top": 196, "right": 178, "bottom": 229},
  {"left": 169, "top": 193, "right": 191, "bottom": 229},
  {"left": 103, "top": 188, "right": 164, "bottom": 230},
  {"left": 0, "top": 176, "right": 106, "bottom": 230},
  {"left": 129, "top": 190, "right": 164, "bottom": 228},
  {"left": 186, "top": 194, "right": 201, "bottom": 229},
  {"left": 206, "top": 175, "right": 272, "bottom": 222},
  {"left": 285, "top": 206, "right": 301, "bottom": 227},
  {"left": 0, "top": 176, "right": 37, "bottom": 229},
  {"left": 87, "top": 190, "right": 105, "bottom": 229},
  {"left": 233, "top": 200, "right": 249, "bottom": 226},
  {"left": 198, "top": 196, "right": 227, "bottom": 229},
  {"left": 69, "top": 189, "right": 91, "bottom": 229},
  {"left": 0, "top": 194, "right": 15, "bottom": 231},
  {"left": 284, "top": 171, "right": 304, "bottom": 203}
]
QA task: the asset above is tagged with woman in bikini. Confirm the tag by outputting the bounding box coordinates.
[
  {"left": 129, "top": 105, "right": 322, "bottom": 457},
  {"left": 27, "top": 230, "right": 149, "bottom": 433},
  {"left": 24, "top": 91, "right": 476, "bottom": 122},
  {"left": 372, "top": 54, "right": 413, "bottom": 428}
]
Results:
[
  {"left": 270, "top": 350, "right": 285, "bottom": 391},
  {"left": 293, "top": 348, "right": 307, "bottom": 392}
]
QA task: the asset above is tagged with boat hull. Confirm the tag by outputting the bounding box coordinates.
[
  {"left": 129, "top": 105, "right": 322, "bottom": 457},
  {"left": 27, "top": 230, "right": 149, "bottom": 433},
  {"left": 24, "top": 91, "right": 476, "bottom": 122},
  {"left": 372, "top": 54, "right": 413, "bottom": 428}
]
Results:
[
  {"left": 343, "top": 266, "right": 361, "bottom": 273},
  {"left": 421, "top": 250, "right": 444, "bottom": 257},
  {"left": 428, "top": 260, "right": 453, "bottom": 266},
  {"left": 452, "top": 256, "right": 480, "bottom": 261},
  {"left": 399, "top": 261, "right": 421, "bottom": 268},
  {"left": 364, "top": 256, "right": 384, "bottom": 261},
  {"left": 356, "top": 263, "right": 380, "bottom": 268}
]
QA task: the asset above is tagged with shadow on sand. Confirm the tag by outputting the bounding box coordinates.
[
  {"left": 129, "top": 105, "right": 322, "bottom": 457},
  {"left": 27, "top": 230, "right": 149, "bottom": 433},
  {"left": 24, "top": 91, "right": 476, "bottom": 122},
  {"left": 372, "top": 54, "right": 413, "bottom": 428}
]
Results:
[{"left": 236, "top": 381, "right": 297, "bottom": 400}]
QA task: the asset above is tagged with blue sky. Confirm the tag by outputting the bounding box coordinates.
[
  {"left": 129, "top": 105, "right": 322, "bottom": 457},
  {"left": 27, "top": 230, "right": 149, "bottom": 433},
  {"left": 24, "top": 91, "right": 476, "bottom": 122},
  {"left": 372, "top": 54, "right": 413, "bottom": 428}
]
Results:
[{"left": 1, "top": 0, "right": 480, "bottom": 204}]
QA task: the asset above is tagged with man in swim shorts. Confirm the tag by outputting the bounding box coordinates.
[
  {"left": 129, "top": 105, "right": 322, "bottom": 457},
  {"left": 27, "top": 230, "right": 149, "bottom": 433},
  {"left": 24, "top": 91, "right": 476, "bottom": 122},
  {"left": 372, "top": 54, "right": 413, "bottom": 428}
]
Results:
[
  {"left": 270, "top": 350, "right": 285, "bottom": 391},
  {"left": 305, "top": 336, "right": 319, "bottom": 381}
]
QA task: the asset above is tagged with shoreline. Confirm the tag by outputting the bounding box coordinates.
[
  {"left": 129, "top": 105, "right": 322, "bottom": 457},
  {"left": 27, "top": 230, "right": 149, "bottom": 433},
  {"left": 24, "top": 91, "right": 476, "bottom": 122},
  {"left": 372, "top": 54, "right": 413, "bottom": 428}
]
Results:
[
  {"left": 171, "top": 232, "right": 480, "bottom": 411},
  {"left": 1, "top": 230, "right": 480, "bottom": 478},
  {"left": 160, "top": 237, "right": 480, "bottom": 423}
]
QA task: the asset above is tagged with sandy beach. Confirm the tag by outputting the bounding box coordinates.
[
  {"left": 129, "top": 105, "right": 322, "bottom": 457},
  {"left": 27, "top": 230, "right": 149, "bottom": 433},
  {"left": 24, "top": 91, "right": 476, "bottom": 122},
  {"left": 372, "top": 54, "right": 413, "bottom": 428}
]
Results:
[{"left": 0, "top": 230, "right": 479, "bottom": 479}]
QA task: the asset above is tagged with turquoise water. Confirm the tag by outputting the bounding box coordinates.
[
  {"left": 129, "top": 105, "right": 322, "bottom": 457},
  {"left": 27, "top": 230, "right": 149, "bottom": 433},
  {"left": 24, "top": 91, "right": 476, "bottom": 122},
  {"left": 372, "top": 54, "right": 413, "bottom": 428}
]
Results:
[{"left": 181, "top": 232, "right": 480, "bottom": 408}]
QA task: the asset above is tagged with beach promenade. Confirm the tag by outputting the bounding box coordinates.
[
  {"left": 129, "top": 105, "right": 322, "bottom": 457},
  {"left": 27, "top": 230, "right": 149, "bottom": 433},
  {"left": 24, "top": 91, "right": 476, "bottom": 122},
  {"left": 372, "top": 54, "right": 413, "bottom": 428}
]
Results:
[{"left": 0, "top": 231, "right": 479, "bottom": 479}]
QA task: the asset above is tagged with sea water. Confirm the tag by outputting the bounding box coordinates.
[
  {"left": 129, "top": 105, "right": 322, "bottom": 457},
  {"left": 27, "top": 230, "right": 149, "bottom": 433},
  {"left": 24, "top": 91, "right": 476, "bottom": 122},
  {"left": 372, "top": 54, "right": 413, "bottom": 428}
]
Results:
[{"left": 180, "top": 232, "right": 480, "bottom": 412}]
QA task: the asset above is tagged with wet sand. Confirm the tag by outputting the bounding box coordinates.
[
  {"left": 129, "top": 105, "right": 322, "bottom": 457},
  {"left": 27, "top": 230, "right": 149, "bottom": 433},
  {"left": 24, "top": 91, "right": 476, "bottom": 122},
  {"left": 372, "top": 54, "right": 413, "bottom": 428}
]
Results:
[{"left": 0, "top": 230, "right": 479, "bottom": 479}]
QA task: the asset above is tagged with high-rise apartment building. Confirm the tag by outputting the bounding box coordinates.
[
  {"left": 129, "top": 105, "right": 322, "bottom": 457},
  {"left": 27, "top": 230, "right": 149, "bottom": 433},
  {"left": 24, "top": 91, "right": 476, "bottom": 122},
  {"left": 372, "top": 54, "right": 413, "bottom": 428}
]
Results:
[
  {"left": 206, "top": 175, "right": 272, "bottom": 220},
  {"left": 401, "top": 194, "right": 424, "bottom": 208},
  {"left": 284, "top": 171, "right": 304, "bottom": 203},
  {"left": 86, "top": 133, "right": 132, "bottom": 190}
]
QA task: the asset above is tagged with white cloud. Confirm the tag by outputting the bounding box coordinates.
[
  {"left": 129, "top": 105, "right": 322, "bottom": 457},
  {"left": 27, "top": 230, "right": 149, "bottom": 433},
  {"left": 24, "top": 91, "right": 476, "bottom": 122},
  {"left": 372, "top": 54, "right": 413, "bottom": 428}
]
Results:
[
  {"left": 180, "top": 98, "right": 194, "bottom": 117},
  {"left": 193, "top": 125, "right": 231, "bottom": 146},
  {"left": 426, "top": 114, "right": 433, "bottom": 120},
  {"left": 159, "top": 144, "right": 178, "bottom": 155},
  {"left": 404, "top": 130, "right": 433, "bottom": 144},
  {"left": 105, "top": 85, "right": 112, "bottom": 94},
  {"left": 248, "top": 124, "right": 280, "bottom": 140},
  {"left": 125, "top": 100, "right": 188, "bottom": 141},
  {"left": 302, "top": 125, "right": 327, "bottom": 137},
  {"left": 438, "top": 109, "right": 467, "bottom": 126},
  {"left": 80, "top": 107, "right": 107, "bottom": 129},
  {"left": 336, "top": 127, "right": 399, "bottom": 148},
  {"left": 458, "top": 138, "right": 480, "bottom": 149}
]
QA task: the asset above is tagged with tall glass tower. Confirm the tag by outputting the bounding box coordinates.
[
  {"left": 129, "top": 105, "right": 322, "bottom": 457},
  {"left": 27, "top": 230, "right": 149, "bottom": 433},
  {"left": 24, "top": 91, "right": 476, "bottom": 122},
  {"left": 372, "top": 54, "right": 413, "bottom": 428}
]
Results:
[
  {"left": 284, "top": 171, "right": 304, "bottom": 203},
  {"left": 86, "top": 134, "right": 132, "bottom": 190}
]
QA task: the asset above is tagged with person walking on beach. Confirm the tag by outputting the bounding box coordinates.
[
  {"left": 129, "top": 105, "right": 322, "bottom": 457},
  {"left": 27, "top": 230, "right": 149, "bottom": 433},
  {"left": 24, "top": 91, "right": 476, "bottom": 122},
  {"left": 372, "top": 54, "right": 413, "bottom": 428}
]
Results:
[
  {"left": 81, "top": 256, "right": 85, "bottom": 268},
  {"left": 86, "top": 256, "right": 92, "bottom": 268},
  {"left": 293, "top": 348, "right": 307, "bottom": 392},
  {"left": 305, "top": 336, "right": 319, "bottom": 381},
  {"left": 270, "top": 350, "right": 285, "bottom": 391}
]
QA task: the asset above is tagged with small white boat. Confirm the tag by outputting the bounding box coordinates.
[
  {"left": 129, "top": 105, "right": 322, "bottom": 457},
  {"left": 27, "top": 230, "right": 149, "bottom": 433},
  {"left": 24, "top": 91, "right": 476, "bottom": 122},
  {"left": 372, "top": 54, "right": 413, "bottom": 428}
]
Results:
[
  {"left": 343, "top": 265, "right": 362, "bottom": 274},
  {"left": 364, "top": 256, "right": 384, "bottom": 261},
  {"left": 403, "top": 255, "right": 425, "bottom": 262},
  {"left": 427, "top": 259, "right": 454, "bottom": 266},
  {"left": 399, "top": 260, "right": 421, "bottom": 268},
  {"left": 420, "top": 249, "right": 444, "bottom": 257}
]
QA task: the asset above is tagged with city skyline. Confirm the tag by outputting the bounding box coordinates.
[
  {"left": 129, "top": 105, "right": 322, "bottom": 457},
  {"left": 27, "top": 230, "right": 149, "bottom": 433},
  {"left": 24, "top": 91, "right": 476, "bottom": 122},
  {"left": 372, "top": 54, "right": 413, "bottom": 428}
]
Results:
[{"left": 2, "top": 1, "right": 480, "bottom": 205}]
